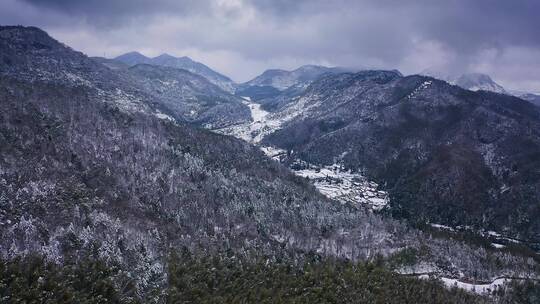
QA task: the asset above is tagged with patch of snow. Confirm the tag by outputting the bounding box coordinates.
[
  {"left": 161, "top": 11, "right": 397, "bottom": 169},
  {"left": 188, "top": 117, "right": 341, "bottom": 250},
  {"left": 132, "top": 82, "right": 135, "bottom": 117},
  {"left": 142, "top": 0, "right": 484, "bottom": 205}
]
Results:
[
  {"left": 406, "top": 80, "right": 432, "bottom": 99},
  {"left": 214, "top": 97, "right": 389, "bottom": 211},
  {"left": 260, "top": 146, "right": 287, "bottom": 161},
  {"left": 155, "top": 112, "right": 175, "bottom": 122},
  {"left": 440, "top": 277, "right": 508, "bottom": 295},
  {"left": 63, "top": 71, "right": 93, "bottom": 87},
  {"left": 483, "top": 231, "right": 521, "bottom": 244},
  {"left": 491, "top": 243, "right": 506, "bottom": 249},
  {"left": 429, "top": 223, "right": 455, "bottom": 232},
  {"left": 293, "top": 162, "right": 389, "bottom": 210},
  {"left": 487, "top": 230, "right": 502, "bottom": 237},
  {"left": 216, "top": 97, "right": 294, "bottom": 143}
]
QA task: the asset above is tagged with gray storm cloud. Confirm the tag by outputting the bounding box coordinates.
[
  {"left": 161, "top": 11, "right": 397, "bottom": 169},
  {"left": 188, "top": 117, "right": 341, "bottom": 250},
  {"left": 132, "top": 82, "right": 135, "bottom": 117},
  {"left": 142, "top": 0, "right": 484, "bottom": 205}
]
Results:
[{"left": 2, "top": 0, "right": 539, "bottom": 91}]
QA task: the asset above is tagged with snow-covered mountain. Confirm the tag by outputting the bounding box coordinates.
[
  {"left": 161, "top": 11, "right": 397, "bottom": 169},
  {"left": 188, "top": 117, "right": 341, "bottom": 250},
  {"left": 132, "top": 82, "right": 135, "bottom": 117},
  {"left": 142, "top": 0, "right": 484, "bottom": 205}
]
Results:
[
  {"left": 225, "top": 69, "right": 540, "bottom": 246},
  {"left": 114, "top": 52, "right": 236, "bottom": 92},
  {"left": 519, "top": 92, "right": 540, "bottom": 106},
  {"left": 2, "top": 26, "right": 539, "bottom": 301},
  {"left": 421, "top": 70, "right": 507, "bottom": 94},
  {"left": 453, "top": 73, "right": 506, "bottom": 94},
  {"left": 239, "top": 65, "right": 349, "bottom": 92},
  {"left": 421, "top": 71, "right": 540, "bottom": 108},
  {"left": 128, "top": 63, "right": 250, "bottom": 128},
  {"left": 235, "top": 65, "right": 353, "bottom": 102}
]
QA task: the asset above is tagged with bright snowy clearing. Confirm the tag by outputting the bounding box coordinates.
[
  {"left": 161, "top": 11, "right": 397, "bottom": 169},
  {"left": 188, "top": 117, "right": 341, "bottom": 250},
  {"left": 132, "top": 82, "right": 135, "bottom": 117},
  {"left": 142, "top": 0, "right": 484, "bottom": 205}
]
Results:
[
  {"left": 216, "top": 97, "right": 389, "bottom": 211},
  {"left": 215, "top": 97, "right": 286, "bottom": 143},
  {"left": 292, "top": 161, "right": 388, "bottom": 210},
  {"left": 440, "top": 277, "right": 509, "bottom": 295}
]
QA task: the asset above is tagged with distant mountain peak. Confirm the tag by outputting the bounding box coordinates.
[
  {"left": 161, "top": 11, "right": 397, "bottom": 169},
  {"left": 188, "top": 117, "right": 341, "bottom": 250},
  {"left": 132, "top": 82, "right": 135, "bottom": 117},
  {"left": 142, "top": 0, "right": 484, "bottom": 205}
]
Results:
[
  {"left": 114, "top": 51, "right": 235, "bottom": 92},
  {"left": 154, "top": 53, "right": 176, "bottom": 60},
  {"left": 123, "top": 51, "right": 146, "bottom": 57},
  {"left": 420, "top": 69, "right": 507, "bottom": 94},
  {"left": 114, "top": 51, "right": 150, "bottom": 66},
  {"left": 453, "top": 72, "right": 506, "bottom": 94},
  {"left": 242, "top": 65, "right": 350, "bottom": 91}
]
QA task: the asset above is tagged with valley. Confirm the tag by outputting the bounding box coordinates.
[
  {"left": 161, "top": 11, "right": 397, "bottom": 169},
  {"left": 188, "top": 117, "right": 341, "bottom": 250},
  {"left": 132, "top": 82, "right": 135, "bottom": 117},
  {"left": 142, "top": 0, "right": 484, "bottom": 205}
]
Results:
[
  {"left": 0, "top": 24, "right": 539, "bottom": 303},
  {"left": 217, "top": 97, "right": 390, "bottom": 211}
]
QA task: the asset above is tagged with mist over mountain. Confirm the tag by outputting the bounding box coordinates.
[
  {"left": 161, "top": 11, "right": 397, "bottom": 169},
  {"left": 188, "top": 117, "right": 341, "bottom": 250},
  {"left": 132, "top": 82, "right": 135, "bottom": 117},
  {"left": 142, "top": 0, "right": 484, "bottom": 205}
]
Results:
[{"left": 453, "top": 73, "right": 507, "bottom": 94}]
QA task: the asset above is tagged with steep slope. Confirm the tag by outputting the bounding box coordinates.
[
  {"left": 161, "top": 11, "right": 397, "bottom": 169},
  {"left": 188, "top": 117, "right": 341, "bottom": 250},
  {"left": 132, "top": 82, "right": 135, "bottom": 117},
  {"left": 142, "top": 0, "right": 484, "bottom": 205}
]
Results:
[
  {"left": 127, "top": 63, "right": 250, "bottom": 128},
  {"left": 0, "top": 26, "right": 154, "bottom": 114},
  {"left": 90, "top": 56, "right": 130, "bottom": 70},
  {"left": 0, "top": 25, "right": 391, "bottom": 294},
  {"left": 259, "top": 71, "right": 540, "bottom": 245},
  {"left": 1, "top": 26, "right": 538, "bottom": 300},
  {"left": 114, "top": 52, "right": 236, "bottom": 92},
  {"left": 0, "top": 26, "right": 248, "bottom": 129}
]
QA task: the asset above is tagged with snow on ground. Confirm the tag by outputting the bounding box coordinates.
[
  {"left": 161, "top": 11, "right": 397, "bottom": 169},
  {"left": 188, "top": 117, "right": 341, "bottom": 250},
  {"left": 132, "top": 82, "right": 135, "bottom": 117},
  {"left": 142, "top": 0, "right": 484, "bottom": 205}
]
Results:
[
  {"left": 293, "top": 162, "right": 389, "bottom": 210},
  {"left": 440, "top": 277, "right": 508, "bottom": 295},
  {"left": 215, "top": 97, "right": 284, "bottom": 143},
  {"left": 484, "top": 231, "right": 522, "bottom": 244},
  {"left": 216, "top": 97, "right": 389, "bottom": 210},
  {"left": 416, "top": 274, "right": 513, "bottom": 295},
  {"left": 260, "top": 146, "right": 287, "bottom": 161},
  {"left": 155, "top": 111, "right": 176, "bottom": 122},
  {"left": 429, "top": 223, "right": 455, "bottom": 231},
  {"left": 406, "top": 80, "right": 432, "bottom": 99},
  {"left": 216, "top": 96, "right": 311, "bottom": 144},
  {"left": 429, "top": 224, "right": 522, "bottom": 249}
]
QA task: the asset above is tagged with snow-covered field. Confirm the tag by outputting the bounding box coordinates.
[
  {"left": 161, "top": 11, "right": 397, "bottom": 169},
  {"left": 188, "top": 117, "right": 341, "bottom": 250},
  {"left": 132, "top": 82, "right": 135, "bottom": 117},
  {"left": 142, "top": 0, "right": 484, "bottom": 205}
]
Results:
[
  {"left": 216, "top": 97, "right": 390, "bottom": 211},
  {"left": 216, "top": 96, "right": 316, "bottom": 144},
  {"left": 216, "top": 97, "right": 287, "bottom": 143},
  {"left": 293, "top": 163, "right": 388, "bottom": 210},
  {"left": 429, "top": 223, "right": 522, "bottom": 249},
  {"left": 415, "top": 273, "right": 513, "bottom": 295},
  {"left": 440, "top": 277, "right": 508, "bottom": 295}
]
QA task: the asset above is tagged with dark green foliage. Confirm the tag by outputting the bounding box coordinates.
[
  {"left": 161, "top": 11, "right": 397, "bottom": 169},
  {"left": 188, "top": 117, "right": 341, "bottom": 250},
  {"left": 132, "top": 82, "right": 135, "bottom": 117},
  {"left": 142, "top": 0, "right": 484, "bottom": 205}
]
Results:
[
  {"left": 167, "top": 251, "right": 488, "bottom": 304},
  {"left": 0, "top": 255, "right": 139, "bottom": 304},
  {"left": 498, "top": 280, "right": 540, "bottom": 304},
  {"left": 387, "top": 247, "right": 422, "bottom": 269}
]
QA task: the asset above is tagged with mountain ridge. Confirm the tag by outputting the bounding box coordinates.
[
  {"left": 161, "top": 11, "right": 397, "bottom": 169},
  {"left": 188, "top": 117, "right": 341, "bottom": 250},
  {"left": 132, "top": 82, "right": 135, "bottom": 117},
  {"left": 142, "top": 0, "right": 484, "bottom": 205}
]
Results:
[
  {"left": 1, "top": 25, "right": 539, "bottom": 301},
  {"left": 243, "top": 70, "right": 540, "bottom": 245},
  {"left": 114, "top": 51, "right": 236, "bottom": 92}
]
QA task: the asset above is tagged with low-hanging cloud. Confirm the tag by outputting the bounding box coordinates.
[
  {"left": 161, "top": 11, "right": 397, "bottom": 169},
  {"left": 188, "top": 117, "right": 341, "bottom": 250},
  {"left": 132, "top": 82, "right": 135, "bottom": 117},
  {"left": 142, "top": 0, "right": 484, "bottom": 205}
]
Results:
[{"left": 2, "top": 0, "right": 539, "bottom": 91}]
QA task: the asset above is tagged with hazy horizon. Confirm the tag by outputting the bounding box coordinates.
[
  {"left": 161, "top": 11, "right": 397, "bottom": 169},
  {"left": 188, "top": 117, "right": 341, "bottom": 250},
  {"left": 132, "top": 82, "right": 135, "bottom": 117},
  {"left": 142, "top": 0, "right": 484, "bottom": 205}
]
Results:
[{"left": 1, "top": 0, "right": 539, "bottom": 92}]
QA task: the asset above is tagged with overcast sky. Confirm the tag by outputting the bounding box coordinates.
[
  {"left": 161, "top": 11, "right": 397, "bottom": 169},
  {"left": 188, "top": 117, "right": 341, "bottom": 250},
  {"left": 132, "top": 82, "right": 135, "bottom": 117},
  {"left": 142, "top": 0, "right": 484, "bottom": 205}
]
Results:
[{"left": 1, "top": 0, "right": 540, "bottom": 91}]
